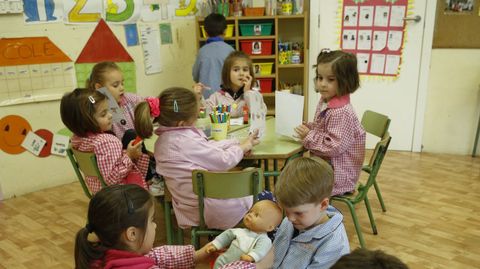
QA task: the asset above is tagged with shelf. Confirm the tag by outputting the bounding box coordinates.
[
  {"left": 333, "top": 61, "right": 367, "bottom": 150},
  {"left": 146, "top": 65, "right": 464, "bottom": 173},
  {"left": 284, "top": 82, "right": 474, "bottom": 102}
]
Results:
[
  {"left": 237, "top": 16, "right": 275, "bottom": 20},
  {"left": 238, "top": 35, "right": 275, "bottom": 40},
  {"left": 250, "top": 55, "right": 276, "bottom": 60},
  {"left": 278, "top": 64, "right": 305, "bottom": 68},
  {"left": 262, "top": 93, "right": 275, "bottom": 97},
  {"left": 277, "top": 14, "right": 305, "bottom": 19},
  {"left": 256, "top": 74, "right": 276, "bottom": 78},
  {"left": 199, "top": 37, "right": 236, "bottom": 42}
]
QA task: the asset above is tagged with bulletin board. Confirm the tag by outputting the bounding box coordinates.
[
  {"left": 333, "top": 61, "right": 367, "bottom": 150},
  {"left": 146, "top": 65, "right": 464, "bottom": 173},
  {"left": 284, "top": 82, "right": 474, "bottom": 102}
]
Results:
[{"left": 433, "top": 0, "right": 480, "bottom": 48}]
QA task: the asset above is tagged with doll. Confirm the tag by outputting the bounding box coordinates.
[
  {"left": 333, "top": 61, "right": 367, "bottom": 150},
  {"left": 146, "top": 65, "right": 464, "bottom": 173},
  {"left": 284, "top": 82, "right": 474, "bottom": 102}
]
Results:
[{"left": 205, "top": 200, "right": 283, "bottom": 269}]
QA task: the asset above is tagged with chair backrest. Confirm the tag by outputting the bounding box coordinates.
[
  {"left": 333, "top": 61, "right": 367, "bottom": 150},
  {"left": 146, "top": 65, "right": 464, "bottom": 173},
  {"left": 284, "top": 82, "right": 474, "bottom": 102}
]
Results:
[
  {"left": 361, "top": 110, "right": 391, "bottom": 139},
  {"left": 192, "top": 168, "right": 264, "bottom": 228},
  {"left": 359, "top": 133, "right": 392, "bottom": 195},
  {"left": 66, "top": 148, "right": 106, "bottom": 198}
]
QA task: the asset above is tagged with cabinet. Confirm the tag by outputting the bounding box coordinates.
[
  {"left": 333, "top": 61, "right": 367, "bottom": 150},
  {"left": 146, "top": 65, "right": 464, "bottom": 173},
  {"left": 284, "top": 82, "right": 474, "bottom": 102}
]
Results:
[{"left": 195, "top": 7, "right": 309, "bottom": 119}]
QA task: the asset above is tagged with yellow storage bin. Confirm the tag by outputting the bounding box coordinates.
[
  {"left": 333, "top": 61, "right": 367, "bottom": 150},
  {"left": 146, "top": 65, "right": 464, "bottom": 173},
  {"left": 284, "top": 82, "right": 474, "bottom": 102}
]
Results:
[
  {"left": 253, "top": 62, "right": 274, "bottom": 75},
  {"left": 201, "top": 24, "right": 234, "bottom": 38}
]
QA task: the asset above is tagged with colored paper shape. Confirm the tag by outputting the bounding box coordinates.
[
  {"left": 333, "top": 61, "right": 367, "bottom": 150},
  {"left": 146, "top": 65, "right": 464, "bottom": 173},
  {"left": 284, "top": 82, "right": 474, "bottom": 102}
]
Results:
[
  {"left": 21, "top": 131, "right": 46, "bottom": 156},
  {"left": 0, "top": 37, "right": 71, "bottom": 66},
  {"left": 34, "top": 129, "right": 53, "bottom": 157},
  {"left": 159, "top": 23, "right": 173, "bottom": 44},
  {"left": 23, "top": 0, "right": 61, "bottom": 23},
  {"left": 51, "top": 133, "right": 70, "bottom": 156},
  {"left": 124, "top": 24, "right": 139, "bottom": 46},
  {"left": 0, "top": 115, "right": 32, "bottom": 154},
  {"left": 97, "top": 87, "right": 126, "bottom": 123}
]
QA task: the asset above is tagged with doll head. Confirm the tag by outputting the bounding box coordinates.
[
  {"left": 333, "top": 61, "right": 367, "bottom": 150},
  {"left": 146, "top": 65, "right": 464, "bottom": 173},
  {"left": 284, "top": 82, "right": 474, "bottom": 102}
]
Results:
[{"left": 243, "top": 200, "right": 282, "bottom": 233}]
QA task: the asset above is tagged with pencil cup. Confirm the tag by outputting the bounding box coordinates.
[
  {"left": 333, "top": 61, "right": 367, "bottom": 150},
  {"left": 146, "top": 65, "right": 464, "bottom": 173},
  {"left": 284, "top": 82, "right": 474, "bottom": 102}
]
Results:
[
  {"left": 195, "top": 117, "right": 211, "bottom": 137},
  {"left": 211, "top": 123, "right": 228, "bottom": 141}
]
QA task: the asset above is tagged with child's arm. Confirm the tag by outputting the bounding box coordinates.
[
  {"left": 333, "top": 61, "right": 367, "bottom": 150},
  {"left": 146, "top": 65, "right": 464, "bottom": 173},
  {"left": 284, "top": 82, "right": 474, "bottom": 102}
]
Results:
[
  {"left": 242, "top": 235, "right": 272, "bottom": 263},
  {"left": 94, "top": 137, "right": 137, "bottom": 185},
  {"left": 146, "top": 245, "right": 195, "bottom": 269},
  {"left": 255, "top": 247, "right": 274, "bottom": 269}
]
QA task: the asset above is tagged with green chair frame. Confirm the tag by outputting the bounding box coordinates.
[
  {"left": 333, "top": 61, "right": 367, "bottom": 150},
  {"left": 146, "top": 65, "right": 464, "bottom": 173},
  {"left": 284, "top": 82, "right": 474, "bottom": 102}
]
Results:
[
  {"left": 66, "top": 148, "right": 107, "bottom": 198},
  {"left": 191, "top": 168, "right": 264, "bottom": 249},
  {"left": 361, "top": 110, "right": 391, "bottom": 212},
  {"left": 158, "top": 185, "right": 184, "bottom": 245},
  {"left": 332, "top": 133, "right": 391, "bottom": 248}
]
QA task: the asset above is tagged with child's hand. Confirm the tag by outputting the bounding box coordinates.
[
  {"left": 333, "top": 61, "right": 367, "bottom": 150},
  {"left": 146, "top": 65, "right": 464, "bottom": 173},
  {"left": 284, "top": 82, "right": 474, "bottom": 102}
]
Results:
[
  {"left": 240, "top": 254, "right": 255, "bottom": 263},
  {"left": 126, "top": 140, "right": 143, "bottom": 160},
  {"left": 205, "top": 243, "right": 218, "bottom": 254},
  {"left": 294, "top": 124, "right": 310, "bottom": 140},
  {"left": 193, "top": 83, "right": 211, "bottom": 98},
  {"left": 242, "top": 74, "right": 253, "bottom": 92},
  {"left": 240, "top": 129, "right": 260, "bottom": 153},
  {"left": 194, "top": 243, "right": 215, "bottom": 263}
]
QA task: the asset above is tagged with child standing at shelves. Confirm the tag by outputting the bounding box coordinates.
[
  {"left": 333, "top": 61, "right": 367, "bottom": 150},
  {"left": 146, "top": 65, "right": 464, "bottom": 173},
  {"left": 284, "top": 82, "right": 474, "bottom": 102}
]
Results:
[
  {"left": 134, "top": 87, "right": 260, "bottom": 230},
  {"left": 294, "top": 49, "right": 365, "bottom": 196},
  {"left": 60, "top": 89, "right": 149, "bottom": 194},
  {"left": 193, "top": 13, "right": 234, "bottom": 98}
]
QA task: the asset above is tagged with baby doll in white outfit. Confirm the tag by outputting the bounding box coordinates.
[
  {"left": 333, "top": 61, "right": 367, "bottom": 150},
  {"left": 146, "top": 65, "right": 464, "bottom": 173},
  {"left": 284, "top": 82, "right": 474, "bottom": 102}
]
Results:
[{"left": 206, "top": 200, "right": 283, "bottom": 269}]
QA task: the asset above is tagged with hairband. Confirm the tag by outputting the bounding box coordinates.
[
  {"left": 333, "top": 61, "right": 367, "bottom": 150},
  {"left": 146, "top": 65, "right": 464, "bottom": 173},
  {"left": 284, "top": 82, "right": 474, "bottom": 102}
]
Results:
[
  {"left": 146, "top": 97, "right": 160, "bottom": 117},
  {"left": 88, "top": 96, "right": 95, "bottom": 104},
  {"left": 173, "top": 100, "right": 179, "bottom": 113}
]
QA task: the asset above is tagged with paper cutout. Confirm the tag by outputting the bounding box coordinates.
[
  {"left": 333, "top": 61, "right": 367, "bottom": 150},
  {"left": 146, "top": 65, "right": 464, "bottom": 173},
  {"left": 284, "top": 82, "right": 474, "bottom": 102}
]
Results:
[
  {"left": 343, "top": 6, "right": 359, "bottom": 27},
  {"left": 105, "top": 0, "right": 142, "bottom": 23},
  {"left": 357, "top": 30, "right": 372, "bottom": 50},
  {"left": 370, "top": 54, "right": 386, "bottom": 74},
  {"left": 275, "top": 91, "right": 304, "bottom": 138},
  {"left": 35, "top": 129, "right": 53, "bottom": 157},
  {"left": 51, "top": 133, "right": 70, "bottom": 156},
  {"left": 125, "top": 24, "right": 139, "bottom": 46},
  {"left": 359, "top": 6, "right": 374, "bottom": 26},
  {"left": 141, "top": 4, "right": 161, "bottom": 22},
  {"left": 248, "top": 92, "right": 266, "bottom": 138},
  {"left": 21, "top": 131, "right": 46, "bottom": 156},
  {"left": 356, "top": 53, "right": 370, "bottom": 73},
  {"left": 97, "top": 87, "right": 126, "bottom": 123},
  {"left": 139, "top": 24, "right": 162, "bottom": 75},
  {"left": 23, "top": 0, "right": 62, "bottom": 23},
  {"left": 175, "top": 0, "right": 197, "bottom": 16},
  {"left": 160, "top": 23, "right": 173, "bottom": 44},
  {"left": 387, "top": 30, "right": 403, "bottom": 51},
  {"left": 374, "top": 6, "right": 390, "bottom": 27},
  {"left": 372, "top": 31, "right": 387, "bottom": 51},
  {"left": 0, "top": 115, "right": 32, "bottom": 154},
  {"left": 0, "top": 37, "right": 71, "bottom": 66},
  {"left": 389, "top": 5, "right": 406, "bottom": 27},
  {"left": 342, "top": 29, "right": 357, "bottom": 50},
  {"left": 384, "top": 54, "right": 400, "bottom": 75}
]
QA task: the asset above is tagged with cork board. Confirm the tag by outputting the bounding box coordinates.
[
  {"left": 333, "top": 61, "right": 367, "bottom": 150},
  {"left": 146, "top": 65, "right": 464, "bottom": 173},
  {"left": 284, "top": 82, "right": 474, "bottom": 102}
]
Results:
[{"left": 433, "top": 0, "right": 480, "bottom": 48}]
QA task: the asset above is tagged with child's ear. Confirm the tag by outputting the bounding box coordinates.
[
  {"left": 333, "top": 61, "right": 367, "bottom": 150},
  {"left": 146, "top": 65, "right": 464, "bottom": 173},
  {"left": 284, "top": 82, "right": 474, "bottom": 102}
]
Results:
[
  {"left": 125, "top": 226, "right": 137, "bottom": 242},
  {"left": 319, "top": 197, "right": 330, "bottom": 211},
  {"left": 94, "top": 83, "right": 102, "bottom": 90}
]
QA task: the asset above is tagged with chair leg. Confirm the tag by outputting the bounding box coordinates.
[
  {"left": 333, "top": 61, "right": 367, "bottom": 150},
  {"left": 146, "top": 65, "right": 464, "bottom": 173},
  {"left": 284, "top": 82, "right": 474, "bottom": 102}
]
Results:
[
  {"left": 364, "top": 196, "right": 378, "bottom": 235},
  {"left": 345, "top": 200, "right": 366, "bottom": 248},
  {"left": 373, "top": 181, "right": 387, "bottom": 212},
  {"left": 163, "top": 199, "right": 174, "bottom": 245},
  {"left": 191, "top": 229, "right": 200, "bottom": 250}
]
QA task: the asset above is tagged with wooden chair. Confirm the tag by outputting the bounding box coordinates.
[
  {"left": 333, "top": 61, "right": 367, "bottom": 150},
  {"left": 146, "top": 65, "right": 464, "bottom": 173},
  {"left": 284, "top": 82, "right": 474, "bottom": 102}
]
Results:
[
  {"left": 361, "top": 110, "right": 391, "bottom": 212},
  {"left": 190, "top": 168, "right": 264, "bottom": 249},
  {"left": 66, "top": 148, "right": 106, "bottom": 198},
  {"left": 331, "top": 133, "right": 392, "bottom": 248}
]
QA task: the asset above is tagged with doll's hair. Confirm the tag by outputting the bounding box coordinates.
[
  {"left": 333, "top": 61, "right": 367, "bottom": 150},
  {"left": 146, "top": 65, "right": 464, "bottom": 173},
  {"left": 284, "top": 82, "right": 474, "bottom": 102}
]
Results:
[
  {"left": 134, "top": 87, "right": 198, "bottom": 138},
  {"left": 204, "top": 13, "right": 227, "bottom": 37},
  {"left": 221, "top": 51, "right": 256, "bottom": 90},
  {"left": 60, "top": 88, "right": 107, "bottom": 137},
  {"left": 275, "top": 157, "right": 333, "bottom": 207},
  {"left": 85, "top": 61, "right": 121, "bottom": 90},
  {"left": 74, "top": 184, "right": 154, "bottom": 269},
  {"left": 330, "top": 248, "right": 409, "bottom": 269},
  {"left": 316, "top": 49, "right": 360, "bottom": 96}
]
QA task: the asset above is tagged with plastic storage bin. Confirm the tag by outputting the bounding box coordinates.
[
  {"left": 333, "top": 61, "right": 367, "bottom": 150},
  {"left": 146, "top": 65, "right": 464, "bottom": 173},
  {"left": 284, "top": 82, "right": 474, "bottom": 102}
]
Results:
[
  {"left": 243, "top": 7, "right": 265, "bottom": 16},
  {"left": 253, "top": 63, "right": 274, "bottom": 75},
  {"left": 240, "top": 39, "right": 274, "bottom": 55},
  {"left": 200, "top": 24, "right": 234, "bottom": 38},
  {"left": 239, "top": 23, "right": 273, "bottom": 36},
  {"left": 257, "top": 78, "right": 273, "bottom": 93}
]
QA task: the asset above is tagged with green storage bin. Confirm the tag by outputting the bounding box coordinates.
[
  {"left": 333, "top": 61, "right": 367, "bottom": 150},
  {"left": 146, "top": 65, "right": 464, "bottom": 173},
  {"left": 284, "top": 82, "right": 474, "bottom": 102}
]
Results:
[{"left": 239, "top": 23, "right": 273, "bottom": 36}]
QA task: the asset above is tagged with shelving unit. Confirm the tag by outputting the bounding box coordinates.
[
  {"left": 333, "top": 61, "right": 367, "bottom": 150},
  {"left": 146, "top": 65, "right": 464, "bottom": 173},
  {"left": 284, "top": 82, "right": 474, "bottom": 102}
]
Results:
[{"left": 195, "top": 6, "right": 309, "bottom": 119}]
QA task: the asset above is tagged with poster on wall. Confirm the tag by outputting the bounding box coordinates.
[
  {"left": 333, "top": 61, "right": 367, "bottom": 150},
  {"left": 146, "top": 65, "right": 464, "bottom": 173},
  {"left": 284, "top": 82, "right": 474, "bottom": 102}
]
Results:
[
  {"left": 339, "top": 0, "right": 410, "bottom": 77},
  {"left": 22, "top": 0, "right": 63, "bottom": 23}
]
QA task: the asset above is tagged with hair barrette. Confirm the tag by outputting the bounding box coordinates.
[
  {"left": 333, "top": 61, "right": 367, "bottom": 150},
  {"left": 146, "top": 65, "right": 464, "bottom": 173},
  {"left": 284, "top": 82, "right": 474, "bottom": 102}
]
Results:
[
  {"left": 123, "top": 191, "right": 135, "bottom": 215},
  {"left": 173, "top": 100, "right": 179, "bottom": 113},
  {"left": 146, "top": 97, "right": 160, "bottom": 117},
  {"left": 88, "top": 96, "right": 96, "bottom": 104},
  {"left": 320, "top": 48, "right": 332, "bottom": 54}
]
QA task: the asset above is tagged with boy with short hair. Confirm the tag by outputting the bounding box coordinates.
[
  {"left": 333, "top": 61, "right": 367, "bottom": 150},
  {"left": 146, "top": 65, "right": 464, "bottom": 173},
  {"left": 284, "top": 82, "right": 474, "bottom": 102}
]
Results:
[
  {"left": 331, "top": 248, "right": 409, "bottom": 269},
  {"left": 193, "top": 13, "right": 234, "bottom": 98}
]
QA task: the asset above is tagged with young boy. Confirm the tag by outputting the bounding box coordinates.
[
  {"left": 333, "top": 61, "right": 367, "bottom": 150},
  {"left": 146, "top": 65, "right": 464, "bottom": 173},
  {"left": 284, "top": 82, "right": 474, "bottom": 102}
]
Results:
[
  {"left": 330, "top": 248, "right": 409, "bottom": 269},
  {"left": 193, "top": 13, "right": 234, "bottom": 98}
]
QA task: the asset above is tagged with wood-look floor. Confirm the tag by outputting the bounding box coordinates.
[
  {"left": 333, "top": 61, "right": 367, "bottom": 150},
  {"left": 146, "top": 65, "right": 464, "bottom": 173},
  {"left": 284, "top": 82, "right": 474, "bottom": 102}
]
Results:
[{"left": 0, "top": 151, "right": 479, "bottom": 269}]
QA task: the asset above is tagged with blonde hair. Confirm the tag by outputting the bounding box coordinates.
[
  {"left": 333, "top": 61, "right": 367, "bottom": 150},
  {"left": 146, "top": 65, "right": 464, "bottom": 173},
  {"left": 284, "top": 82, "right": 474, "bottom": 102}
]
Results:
[
  {"left": 135, "top": 87, "right": 198, "bottom": 138},
  {"left": 85, "top": 61, "right": 121, "bottom": 90},
  {"left": 275, "top": 157, "right": 334, "bottom": 207},
  {"left": 221, "top": 51, "right": 256, "bottom": 90}
]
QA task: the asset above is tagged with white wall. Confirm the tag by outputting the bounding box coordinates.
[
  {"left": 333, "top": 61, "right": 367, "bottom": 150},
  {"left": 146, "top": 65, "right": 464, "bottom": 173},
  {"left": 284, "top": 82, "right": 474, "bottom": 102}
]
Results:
[{"left": 0, "top": 16, "right": 197, "bottom": 199}]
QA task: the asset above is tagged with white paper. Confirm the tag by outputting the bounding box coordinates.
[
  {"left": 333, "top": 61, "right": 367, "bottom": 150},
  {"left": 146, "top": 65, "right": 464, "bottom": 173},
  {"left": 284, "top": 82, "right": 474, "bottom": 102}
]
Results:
[
  {"left": 342, "top": 29, "right": 357, "bottom": 50},
  {"left": 275, "top": 91, "right": 304, "bottom": 138},
  {"left": 389, "top": 6, "right": 406, "bottom": 27},
  {"left": 230, "top": 117, "right": 243, "bottom": 126},
  {"left": 356, "top": 53, "right": 370, "bottom": 73},
  {"left": 97, "top": 87, "right": 125, "bottom": 123},
  {"left": 359, "top": 6, "right": 374, "bottom": 26},
  {"left": 343, "top": 6, "right": 358, "bottom": 27},
  {"left": 372, "top": 31, "right": 388, "bottom": 51},
  {"left": 357, "top": 30, "right": 372, "bottom": 51},
  {"left": 384, "top": 55, "right": 400, "bottom": 75},
  {"left": 387, "top": 31, "right": 403, "bottom": 51},
  {"left": 51, "top": 133, "right": 70, "bottom": 156},
  {"left": 248, "top": 91, "right": 266, "bottom": 138},
  {"left": 21, "top": 131, "right": 46, "bottom": 156},
  {"left": 374, "top": 6, "right": 390, "bottom": 27},
  {"left": 139, "top": 24, "right": 162, "bottom": 75},
  {"left": 370, "top": 54, "right": 386, "bottom": 74}
]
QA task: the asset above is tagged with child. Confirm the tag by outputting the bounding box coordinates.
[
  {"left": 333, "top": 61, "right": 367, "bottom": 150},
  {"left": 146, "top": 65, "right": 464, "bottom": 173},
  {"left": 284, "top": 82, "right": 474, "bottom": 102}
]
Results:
[
  {"left": 74, "top": 184, "right": 214, "bottom": 269},
  {"left": 330, "top": 248, "right": 409, "bottom": 269},
  {"left": 193, "top": 13, "right": 235, "bottom": 98},
  {"left": 60, "top": 88, "right": 149, "bottom": 194},
  {"left": 197, "top": 51, "right": 267, "bottom": 118},
  {"left": 134, "top": 87, "right": 260, "bottom": 230},
  {"left": 294, "top": 49, "right": 366, "bottom": 196},
  {"left": 205, "top": 200, "right": 283, "bottom": 269}
]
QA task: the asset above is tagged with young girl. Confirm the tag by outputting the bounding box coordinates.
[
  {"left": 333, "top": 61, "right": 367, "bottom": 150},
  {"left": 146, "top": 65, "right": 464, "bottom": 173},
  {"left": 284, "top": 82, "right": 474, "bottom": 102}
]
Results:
[
  {"left": 196, "top": 51, "right": 267, "bottom": 118},
  {"left": 294, "top": 49, "right": 366, "bottom": 196},
  {"left": 134, "top": 87, "right": 260, "bottom": 230},
  {"left": 74, "top": 184, "right": 213, "bottom": 269},
  {"left": 60, "top": 88, "right": 149, "bottom": 194}
]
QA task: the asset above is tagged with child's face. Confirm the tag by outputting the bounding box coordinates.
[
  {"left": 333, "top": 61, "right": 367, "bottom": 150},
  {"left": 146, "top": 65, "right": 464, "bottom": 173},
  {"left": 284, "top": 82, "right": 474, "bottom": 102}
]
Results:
[
  {"left": 243, "top": 200, "right": 280, "bottom": 233},
  {"left": 94, "top": 100, "right": 112, "bottom": 132},
  {"left": 314, "top": 63, "right": 339, "bottom": 102},
  {"left": 229, "top": 58, "right": 251, "bottom": 91},
  {"left": 137, "top": 204, "right": 156, "bottom": 255},
  {"left": 102, "top": 69, "right": 125, "bottom": 104},
  {"left": 281, "top": 201, "right": 327, "bottom": 231}
]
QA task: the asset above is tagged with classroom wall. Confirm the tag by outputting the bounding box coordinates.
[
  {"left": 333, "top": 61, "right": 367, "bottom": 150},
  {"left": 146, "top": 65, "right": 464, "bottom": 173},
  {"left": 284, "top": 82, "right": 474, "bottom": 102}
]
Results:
[{"left": 0, "top": 15, "right": 197, "bottom": 199}]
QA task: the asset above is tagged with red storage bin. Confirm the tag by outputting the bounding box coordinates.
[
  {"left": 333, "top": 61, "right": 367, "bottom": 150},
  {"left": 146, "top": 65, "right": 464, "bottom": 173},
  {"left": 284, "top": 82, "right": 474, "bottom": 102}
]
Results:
[
  {"left": 240, "top": 39, "right": 274, "bottom": 56},
  {"left": 257, "top": 78, "right": 273, "bottom": 93}
]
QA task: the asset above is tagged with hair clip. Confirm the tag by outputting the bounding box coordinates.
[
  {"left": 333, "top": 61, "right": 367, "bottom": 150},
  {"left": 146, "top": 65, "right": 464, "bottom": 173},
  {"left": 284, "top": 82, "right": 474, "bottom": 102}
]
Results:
[
  {"left": 88, "top": 96, "right": 96, "bottom": 104},
  {"left": 123, "top": 191, "right": 135, "bottom": 215},
  {"left": 173, "top": 100, "right": 179, "bottom": 113},
  {"left": 146, "top": 97, "right": 160, "bottom": 117},
  {"left": 320, "top": 48, "right": 331, "bottom": 54}
]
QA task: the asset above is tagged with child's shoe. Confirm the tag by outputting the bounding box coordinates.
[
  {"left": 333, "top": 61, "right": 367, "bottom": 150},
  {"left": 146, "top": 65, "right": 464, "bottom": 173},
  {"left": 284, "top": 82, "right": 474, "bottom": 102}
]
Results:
[{"left": 149, "top": 176, "right": 165, "bottom": 196}]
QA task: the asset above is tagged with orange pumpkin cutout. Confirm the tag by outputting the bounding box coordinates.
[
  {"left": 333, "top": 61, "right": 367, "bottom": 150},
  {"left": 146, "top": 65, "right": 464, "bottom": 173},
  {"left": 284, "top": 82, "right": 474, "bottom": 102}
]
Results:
[
  {"left": 0, "top": 115, "right": 32, "bottom": 154},
  {"left": 35, "top": 129, "right": 53, "bottom": 158}
]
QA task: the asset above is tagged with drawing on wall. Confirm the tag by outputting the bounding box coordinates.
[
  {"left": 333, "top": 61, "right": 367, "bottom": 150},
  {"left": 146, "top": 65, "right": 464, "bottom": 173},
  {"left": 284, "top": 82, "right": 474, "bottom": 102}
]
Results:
[
  {"left": 444, "top": 0, "right": 474, "bottom": 13},
  {"left": 0, "top": 37, "right": 75, "bottom": 106},
  {"left": 22, "top": 0, "right": 63, "bottom": 23},
  {"left": 339, "top": 0, "right": 410, "bottom": 77},
  {"left": 75, "top": 19, "right": 136, "bottom": 92},
  {"left": 0, "top": 115, "right": 32, "bottom": 155}
]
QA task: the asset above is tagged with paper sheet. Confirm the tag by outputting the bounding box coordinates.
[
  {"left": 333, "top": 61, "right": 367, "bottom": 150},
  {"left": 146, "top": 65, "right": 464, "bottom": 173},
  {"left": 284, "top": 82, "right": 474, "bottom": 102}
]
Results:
[
  {"left": 97, "top": 87, "right": 125, "bottom": 123},
  {"left": 248, "top": 91, "right": 266, "bottom": 138},
  {"left": 21, "top": 131, "right": 46, "bottom": 156},
  {"left": 51, "top": 133, "right": 70, "bottom": 156},
  {"left": 139, "top": 24, "right": 162, "bottom": 75},
  {"left": 275, "top": 91, "right": 304, "bottom": 138}
]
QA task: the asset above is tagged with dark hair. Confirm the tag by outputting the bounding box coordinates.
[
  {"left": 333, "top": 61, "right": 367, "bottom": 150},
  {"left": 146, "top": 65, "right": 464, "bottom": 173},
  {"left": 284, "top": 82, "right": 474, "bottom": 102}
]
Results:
[
  {"left": 134, "top": 87, "right": 198, "bottom": 138},
  {"left": 331, "top": 248, "right": 409, "bottom": 269},
  {"left": 316, "top": 50, "right": 360, "bottom": 96},
  {"left": 221, "top": 51, "right": 255, "bottom": 90},
  {"left": 204, "top": 13, "right": 227, "bottom": 37},
  {"left": 275, "top": 157, "right": 333, "bottom": 207},
  {"left": 74, "top": 184, "right": 154, "bottom": 269},
  {"left": 60, "top": 88, "right": 107, "bottom": 137},
  {"left": 85, "top": 62, "right": 121, "bottom": 90}
]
